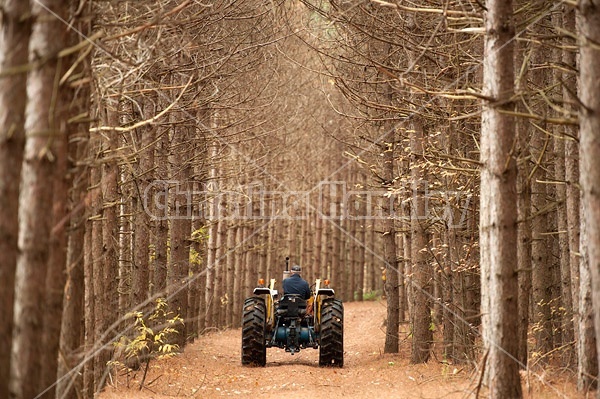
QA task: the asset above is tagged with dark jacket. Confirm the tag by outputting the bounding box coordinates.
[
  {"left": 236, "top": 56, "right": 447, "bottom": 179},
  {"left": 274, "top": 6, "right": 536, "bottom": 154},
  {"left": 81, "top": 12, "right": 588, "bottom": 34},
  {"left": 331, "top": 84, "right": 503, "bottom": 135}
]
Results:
[{"left": 282, "top": 273, "right": 311, "bottom": 300}]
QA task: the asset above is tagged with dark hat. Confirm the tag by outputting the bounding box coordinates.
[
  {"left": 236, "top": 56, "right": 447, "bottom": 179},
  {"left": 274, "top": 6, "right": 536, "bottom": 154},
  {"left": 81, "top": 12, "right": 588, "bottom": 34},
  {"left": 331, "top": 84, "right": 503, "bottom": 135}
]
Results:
[{"left": 291, "top": 265, "right": 302, "bottom": 272}]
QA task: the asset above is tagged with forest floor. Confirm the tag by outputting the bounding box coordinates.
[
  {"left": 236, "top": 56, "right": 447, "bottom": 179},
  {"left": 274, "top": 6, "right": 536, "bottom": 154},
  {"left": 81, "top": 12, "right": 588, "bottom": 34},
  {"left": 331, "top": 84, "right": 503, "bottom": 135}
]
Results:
[{"left": 100, "top": 301, "right": 587, "bottom": 399}]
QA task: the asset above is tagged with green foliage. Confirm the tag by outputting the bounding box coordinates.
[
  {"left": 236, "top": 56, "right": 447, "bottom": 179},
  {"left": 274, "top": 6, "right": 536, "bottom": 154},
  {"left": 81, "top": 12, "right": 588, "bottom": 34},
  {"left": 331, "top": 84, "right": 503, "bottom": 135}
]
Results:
[
  {"left": 362, "top": 290, "right": 382, "bottom": 301},
  {"left": 189, "top": 226, "right": 208, "bottom": 266},
  {"left": 190, "top": 226, "right": 209, "bottom": 244},
  {"left": 190, "top": 248, "right": 203, "bottom": 266},
  {"left": 113, "top": 298, "right": 184, "bottom": 369}
]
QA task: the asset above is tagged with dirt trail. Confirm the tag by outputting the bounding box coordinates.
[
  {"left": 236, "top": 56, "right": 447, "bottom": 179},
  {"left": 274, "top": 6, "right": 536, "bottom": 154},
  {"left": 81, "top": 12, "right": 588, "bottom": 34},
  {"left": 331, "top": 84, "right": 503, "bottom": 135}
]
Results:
[{"left": 100, "top": 301, "right": 581, "bottom": 399}]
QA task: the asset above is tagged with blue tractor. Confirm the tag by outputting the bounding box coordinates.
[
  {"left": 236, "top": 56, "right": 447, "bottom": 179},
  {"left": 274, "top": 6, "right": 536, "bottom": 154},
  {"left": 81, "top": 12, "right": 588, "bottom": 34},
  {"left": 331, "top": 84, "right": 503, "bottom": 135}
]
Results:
[{"left": 241, "top": 266, "right": 344, "bottom": 367}]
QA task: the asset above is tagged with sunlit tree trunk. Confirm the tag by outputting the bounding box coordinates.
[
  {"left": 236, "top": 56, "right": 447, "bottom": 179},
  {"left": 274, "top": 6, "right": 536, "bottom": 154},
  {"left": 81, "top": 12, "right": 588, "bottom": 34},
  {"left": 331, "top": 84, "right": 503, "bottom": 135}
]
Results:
[
  {"left": 0, "top": 1, "right": 30, "bottom": 396},
  {"left": 562, "top": 5, "right": 580, "bottom": 347},
  {"left": 10, "top": 1, "right": 67, "bottom": 397},
  {"left": 578, "top": 205, "right": 598, "bottom": 391},
  {"left": 205, "top": 141, "right": 219, "bottom": 327}
]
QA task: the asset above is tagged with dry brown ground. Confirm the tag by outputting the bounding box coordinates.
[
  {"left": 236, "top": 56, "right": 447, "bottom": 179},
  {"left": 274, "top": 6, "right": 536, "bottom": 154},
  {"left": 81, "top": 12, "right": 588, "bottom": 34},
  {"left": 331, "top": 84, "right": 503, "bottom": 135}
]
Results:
[{"left": 100, "top": 301, "right": 587, "bottom": 399}]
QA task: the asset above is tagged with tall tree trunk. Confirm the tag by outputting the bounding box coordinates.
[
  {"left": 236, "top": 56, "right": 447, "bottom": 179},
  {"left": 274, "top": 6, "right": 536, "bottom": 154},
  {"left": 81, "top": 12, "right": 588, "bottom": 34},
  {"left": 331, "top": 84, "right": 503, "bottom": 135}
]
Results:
[
  {"left": 314, "top": 207, "right": 323, "bottom": 284},
  {"left": 578, "top": 0, "right": 600, "bottom": 392},
  {"left": 192, "top": 208, "right": 207, "bottom": 334},
  {"left": 226, "top": 223, "right": 236, "bottom": 328},
  {"left": 383, "top": 131, "right": 399, "bottom": 353},
  {"left": 562, "top": 7, "right": 580, "bottom": 347},
  {"left": 118, "top": 158, "right": 131, "bottom": 322},
  {"left": 357, "top": 202, "right": 366, "bottom": 302},
  {"left": 479, "top": 0, "right": 522, "bottom": 395},
  {"left": 0, "top": 2, "right": 30, "bottom": 396},
  {"left": 95, "top": 102, "right": 120, "bottom": 392},
  {"left": 442, "top": 228, "right": 455, "bottom": 362},
  {"left": 212, "top": 198, "right": 226, "bottom": 328},
  {"left": 233, "top": 222, "right": 245, "bottom": 328},
  {"left": 205, "top": 141, "right": 219, "bottom": 327},
  {"left": 578, "top": 205, "right": 598, "bottom": 391},
  {"left": 57, "top": 130, "right": 89, "bottom": 399},
  {"left": 410, "top": 118, "right": 432, "bottom": 364},
  {"left": 152, "top": 129, "right": 169, "bottom": 297},
  {"left": 530, "top": 30, "right": 553, "bottom": 356},
  {"left": 131, "top": 103, "right": 156, "bottom": 309},
  {"left": 40, "top": 111, "right": 69, "bottom": 399},
  {"left": 168, "top": 124, "right": 192, "bottom": 347},
  {"left": 514, "top": 34, "right": 532, "bottom": 369},
  {"left": 10, "top": 1, "right": 66, "bottom": 397},
  {"left": 337, "top": 214, "right": 348, "bottom": 301},
  {"left": 552, "top": 10, "right": 574, "bottom": 357},
  {"left": 85, "top": 137, "right": 102, "bottom": 397},
  {"left": 56, "top": 4, "right": 92, "bottom": 396}
]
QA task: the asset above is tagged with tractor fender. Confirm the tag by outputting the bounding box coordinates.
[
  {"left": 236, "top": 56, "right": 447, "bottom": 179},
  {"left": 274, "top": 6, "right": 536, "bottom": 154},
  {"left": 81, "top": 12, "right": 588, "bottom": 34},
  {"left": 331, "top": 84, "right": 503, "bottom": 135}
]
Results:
[{"left": 317, "top": 288, "right": 335, "bottom": 296}]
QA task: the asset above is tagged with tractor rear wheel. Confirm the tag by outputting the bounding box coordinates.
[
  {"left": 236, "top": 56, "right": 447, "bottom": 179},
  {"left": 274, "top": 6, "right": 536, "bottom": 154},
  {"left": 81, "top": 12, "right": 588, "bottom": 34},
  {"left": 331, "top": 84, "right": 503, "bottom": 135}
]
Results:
[
  {"left": 319, "top": 298, "right": 344, "bottom": 367},
  {"left": 241, "top": 297, "right": 267, "bottom": 366}
]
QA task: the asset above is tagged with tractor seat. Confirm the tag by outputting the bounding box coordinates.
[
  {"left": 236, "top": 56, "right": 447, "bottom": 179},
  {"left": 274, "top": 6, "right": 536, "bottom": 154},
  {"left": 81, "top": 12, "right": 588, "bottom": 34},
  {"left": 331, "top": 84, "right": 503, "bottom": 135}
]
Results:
[{"left": 276, "top": 295, "right": 307, "bottom": 318}]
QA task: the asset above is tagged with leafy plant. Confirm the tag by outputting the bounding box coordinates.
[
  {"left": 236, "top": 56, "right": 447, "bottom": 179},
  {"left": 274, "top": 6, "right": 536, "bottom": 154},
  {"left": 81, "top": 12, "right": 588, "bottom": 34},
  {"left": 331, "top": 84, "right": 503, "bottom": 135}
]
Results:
[
  {"left": 111, "top": 298, "right": 184, "bottom": 390},
  {"left": 362, "top": 290, "right": 382, "bottom": 301}
]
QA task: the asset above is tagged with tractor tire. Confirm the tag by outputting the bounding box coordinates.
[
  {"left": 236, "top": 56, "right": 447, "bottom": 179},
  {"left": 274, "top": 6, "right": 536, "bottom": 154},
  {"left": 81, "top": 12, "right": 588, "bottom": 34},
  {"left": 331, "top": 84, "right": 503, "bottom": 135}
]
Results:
[
  {"left": 319, "top": 298, "right": 344, "bottom": 367},
  {"left": 241, "top": 297, "right": 267, "bottom": 366}
]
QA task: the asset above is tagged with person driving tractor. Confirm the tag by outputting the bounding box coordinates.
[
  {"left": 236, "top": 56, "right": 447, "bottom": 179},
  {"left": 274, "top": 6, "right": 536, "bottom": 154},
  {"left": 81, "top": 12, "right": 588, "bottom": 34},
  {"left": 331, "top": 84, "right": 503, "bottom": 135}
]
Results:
[
  {"left": 282, "top": 265, "right": 313, "bottom": 314},
  {"left": 282, "top": 265, "right": 311, "bottom": 298}
]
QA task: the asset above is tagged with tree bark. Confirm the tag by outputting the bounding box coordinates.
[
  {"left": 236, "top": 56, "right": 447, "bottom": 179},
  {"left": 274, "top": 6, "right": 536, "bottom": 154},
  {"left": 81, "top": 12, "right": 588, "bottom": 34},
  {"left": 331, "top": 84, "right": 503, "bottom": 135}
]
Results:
[
  {"left": 131, "top": 100, "right": 156, "bottom": 309},
  {"left": 205, "top": 141, "right": 219, "bottom": 328},
  {"left": 578, "top": 0, "right": 600, "bottom": 392},
  {"left": 56, "top": 4, "right": 92, "bottom": 395},
  {"left": 513, "top": 31, "right": 532, "bottom": 369},
  {"left": 530, "top": 29, "right": 553, "bottom": 356},
  {"left": 152, "top": 129, "right": 169, "bottom": 297},
  {"left": 85, "top": 136, "right": 101, "bottom": 397},
  {"left": 168, "top": 123, "right": 192, "bottom": 347},
  {"left": 552, "top": 9, "right": 574, "bottom": 356},
  {"left": 56, "top": 131, "right": 88, "bottom": 399},
  {"left": 578, "top": 205, "right": 598, "bottom": 391},
  {"left": 40, "top": 109, "right": 69, "bottom": 399},
  {"left": 383, "top": 131, "right": 399, "bottom": 354},
  {"left": 0, "top": 1, "right": 30, "bottom": 397},
  {"left": 562, "top": 5, "right": 580, "bottom": 347},
  {"left": 410, "top": 118, "right": 432, "bottom": 364},
  {"left": 95, "top": 102, "right": 120, "bottom": 392},
  {"left": 10, "top": 1, "right": 66, "bottom": 397},
  {"left": 479, "top": 0, "right": 522, "bottom": 394}
]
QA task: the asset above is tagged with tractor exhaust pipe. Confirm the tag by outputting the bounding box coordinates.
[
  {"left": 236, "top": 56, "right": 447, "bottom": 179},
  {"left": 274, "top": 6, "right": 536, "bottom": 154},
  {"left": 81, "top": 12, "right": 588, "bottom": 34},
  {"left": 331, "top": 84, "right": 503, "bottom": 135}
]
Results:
[{"left": 283, "top": 256, "right": 290, "bottom": 281}]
